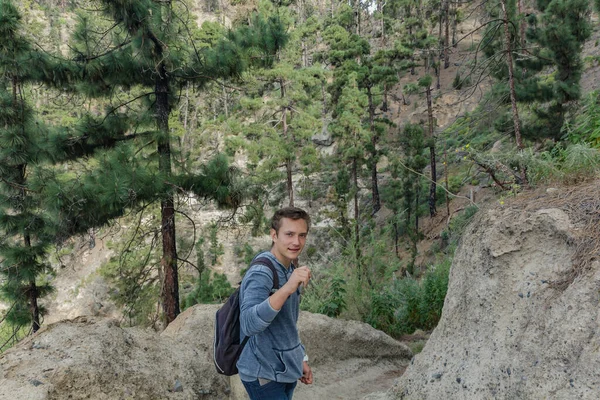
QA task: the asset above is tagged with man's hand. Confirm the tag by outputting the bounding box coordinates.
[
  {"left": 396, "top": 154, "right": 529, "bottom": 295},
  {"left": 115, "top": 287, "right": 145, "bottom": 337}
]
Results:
[
  {"left": 287, "top": 266, "right": 311, "bottom": 292},
  {"left": 299, "top": 361, "right": 313, "bottom": 384},
  {"left": 269, "top": 266, "right": 311, "bottom": 311}
]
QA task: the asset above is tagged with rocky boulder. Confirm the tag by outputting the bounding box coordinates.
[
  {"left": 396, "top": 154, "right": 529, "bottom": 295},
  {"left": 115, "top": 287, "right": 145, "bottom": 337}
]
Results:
[
  {"left": 391, "top": 183, "right": 600, "bottom": 399},
  {"left": 0, "top": 305, "right": 412, "bottom": 399}
]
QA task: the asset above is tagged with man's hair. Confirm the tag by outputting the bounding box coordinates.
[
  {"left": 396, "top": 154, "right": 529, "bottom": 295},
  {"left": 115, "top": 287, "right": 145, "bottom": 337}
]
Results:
[{"left": 270, "top": 207, "right": 311, "bottom": 233}]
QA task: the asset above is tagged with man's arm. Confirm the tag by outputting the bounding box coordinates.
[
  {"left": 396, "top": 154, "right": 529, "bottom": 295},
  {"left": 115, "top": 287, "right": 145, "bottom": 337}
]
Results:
[
  {"left": 239, "top": 268, "right": 279, "bottom": 337},
  {"left": 268, "top": 266, "right": 311, "bottom": 311}
]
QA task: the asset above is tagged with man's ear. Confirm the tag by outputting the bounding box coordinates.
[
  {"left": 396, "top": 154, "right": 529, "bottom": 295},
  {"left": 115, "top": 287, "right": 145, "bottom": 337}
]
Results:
[{"left": 270, "top": 228, "right": 277, "bottom": 241}]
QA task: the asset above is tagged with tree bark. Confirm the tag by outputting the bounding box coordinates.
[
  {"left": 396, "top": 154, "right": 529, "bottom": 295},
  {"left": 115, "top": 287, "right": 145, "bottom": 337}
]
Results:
[
  {"left": 452, "top": 2, "right": 458, "bottom": 48},
  {"left": 352, "top": 157, "right": 362, "bottom": 280},
  {"left": 155, "top": 58, "right": 180, "bottom": 325},
  {"left": 367, "top": 86, "right": 381, "bottom": 214},
  {"left": 284, "top": 107, "right": 294, "bottom": 207},
  {"left": 26, "top": 229, "right": 40, "bottom": 333},
  {"left": 501, "top": 0, "right": 523, "bottom": 151},
  {"left": 13, "top": 79, "right": 41, "bottom": 333},
  {"left": 280, "top": 79, "right": 294, "bottom": 207},
  {"left": 426, "top": 85, "right": 437, "bottom": 217},
  {"left": 444, "top": 0, "right": 450, "bottom": 68},
  {"left": 500, "top": 0, "right": 527, "bottom": 185}
]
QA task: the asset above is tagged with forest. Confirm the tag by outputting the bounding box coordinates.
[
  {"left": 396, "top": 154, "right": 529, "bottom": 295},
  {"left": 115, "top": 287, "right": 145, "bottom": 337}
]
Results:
[{"left": 1, "top": 0, "right": 600, "bottom": 351}]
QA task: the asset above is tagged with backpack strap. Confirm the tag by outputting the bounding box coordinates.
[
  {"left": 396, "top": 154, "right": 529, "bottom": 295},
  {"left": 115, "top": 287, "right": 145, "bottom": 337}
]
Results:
[{"left": 250, "top": 256, "right": 280, "bottom": 292}]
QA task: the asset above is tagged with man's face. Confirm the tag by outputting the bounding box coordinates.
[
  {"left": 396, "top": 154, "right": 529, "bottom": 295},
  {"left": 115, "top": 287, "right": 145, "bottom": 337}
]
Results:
[{"left": 270, "top": 217, "right": 308, "bottom": 267}]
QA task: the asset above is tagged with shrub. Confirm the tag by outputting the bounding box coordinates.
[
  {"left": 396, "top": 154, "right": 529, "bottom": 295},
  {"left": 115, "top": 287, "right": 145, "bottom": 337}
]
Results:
[{"left": 182, "top": 271, "right": 235, "bottom": 309}]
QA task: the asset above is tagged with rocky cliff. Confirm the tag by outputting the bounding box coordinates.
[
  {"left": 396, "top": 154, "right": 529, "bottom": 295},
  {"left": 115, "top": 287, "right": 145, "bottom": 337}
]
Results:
[{"left": 391, "top": 181, "right": 600, "bottom": 399}]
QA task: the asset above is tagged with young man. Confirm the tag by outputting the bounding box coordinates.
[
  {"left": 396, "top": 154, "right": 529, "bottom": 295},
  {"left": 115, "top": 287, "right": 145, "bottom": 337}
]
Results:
[{"left": 237, "top": 207, "right": 314, "bottom": 400}]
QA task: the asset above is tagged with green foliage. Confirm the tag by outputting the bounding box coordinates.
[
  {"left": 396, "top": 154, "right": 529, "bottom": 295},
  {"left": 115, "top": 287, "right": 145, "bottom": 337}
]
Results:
[
  {"left": 234, "top": 242, "right": 255, "bottom": 265},
  {"left": 0, "top": 0, "right": 56, "bottom": 333},
  {"left": 564, "top": 91, "right": 600, "bottom": 147},
  {"left": 520, "top": 143, "right": 600, "bottom": 185},
  {"left": 208, "top": 223, "right": 224, "bottom": 266},
  {"left": 301, "top": 269, "right": 347, "bottom": 318},
  {"left": 99, "top": 227, "right": 161, "bottom": 327},
  {"left": 0, "top": 321, "right": 28, "bottom": 353},
  {"left": 482, "top": 0, "right": 591, "bottom": 140},
  {"left": 366, "top": 258, "right": 452, "bottom": 337},
  {"left": 182, "top": 271, "right": 235, "bottom": 308}
]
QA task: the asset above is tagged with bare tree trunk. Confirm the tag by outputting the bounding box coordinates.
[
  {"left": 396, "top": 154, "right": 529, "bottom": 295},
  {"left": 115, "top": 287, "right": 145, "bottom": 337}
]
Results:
[
  {"left": 501, "top": 0, "right": 527, "bottom": 185},
  {"left": 444, "top": 0, "right": 450, "bottom": 68},
  {"left": 382, "top": 82, "right": 389, "bottom": 112},
  {"left": 222, "top": 83, "right": 228, "bottom": 118},
  {"left": 518, "top": 0, "right": 526, "bottom": 78},
  {"left": 452, "top": 1, "right": 458, "bottom": 48},
  {"left": 284, "top": 107, "right": 294, "bottom": 207},
  {"left": 425, "top": 85, "right": 437, "bottom": 217},
  {"left": 437, "top": 10, "right": 443, "bottom": 89},
  {"left": 13, "top": 79, "right": 41, "bottom": 333},
  {"left": 380, "top": 0, "right": 386, "bottom": 43},
  {"left": 357, "top": 0, "right": 361, "bottom": 36},
  {"left": 367, "top": 86, "right": 381, "bottom": 214},
  {"left": 25, "top": 235, "right": 40, "bottom": 333},
  {"left": 352, "top": 157, "right": 362, "bottom": 280},
  {"left": 444, "top": 142, "right": 450, "bottom": 218},
  {"left": 302, "top": 40, "right": 308, "bottom": 68},
  {"left": 393, "top": 219, "right": 400, "bottom": 258},
  {"left": 156, "top": 60, "right": 180, "bottom": 326}
]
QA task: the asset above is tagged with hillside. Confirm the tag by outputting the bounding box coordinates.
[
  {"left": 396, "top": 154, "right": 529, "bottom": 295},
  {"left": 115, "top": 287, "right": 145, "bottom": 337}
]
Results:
[{"left": 1, "top": 2, "right": 600, "bottom": 400}]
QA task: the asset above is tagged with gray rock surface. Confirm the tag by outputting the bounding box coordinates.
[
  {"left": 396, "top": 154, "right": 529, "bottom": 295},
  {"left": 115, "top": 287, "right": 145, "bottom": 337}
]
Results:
[
  {"left": 390, "top": 206, "right": 600, "bottom": 399},
  {"left": 0, "top": 305, "right": 411, "bottom": 399}
]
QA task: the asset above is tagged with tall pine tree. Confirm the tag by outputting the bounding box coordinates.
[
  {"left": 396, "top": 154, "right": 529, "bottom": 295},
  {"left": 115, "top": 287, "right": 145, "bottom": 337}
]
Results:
[
  {"left": 39, "top": 0, "right": 288, "bottom": 325},
  {"left": 0, "top": 0, "right": 53, "bottom": 333}
]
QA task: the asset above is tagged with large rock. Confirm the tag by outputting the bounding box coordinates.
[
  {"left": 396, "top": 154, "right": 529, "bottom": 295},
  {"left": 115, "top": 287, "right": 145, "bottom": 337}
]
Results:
[
  {"left": 391, "top": 202, "right": 600, "bottom": 399},
  {"left": 1, "top": 306, "right": 412, "bottom": 399}
]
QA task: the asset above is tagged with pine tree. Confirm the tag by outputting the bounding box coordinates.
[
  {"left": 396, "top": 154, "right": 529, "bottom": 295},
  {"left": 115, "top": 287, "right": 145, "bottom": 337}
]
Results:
[
  {"left": 38, "top": 0, "right": 287, "bottom": 325},
  {"left": 483, "top": 0, "right": 591, "bottom": 143},
  {"left": 329, "top": 73, "right": 370, "bottom": 280},
  {"left": 0, "top": 0, "right": 53, "bottom": 333}
]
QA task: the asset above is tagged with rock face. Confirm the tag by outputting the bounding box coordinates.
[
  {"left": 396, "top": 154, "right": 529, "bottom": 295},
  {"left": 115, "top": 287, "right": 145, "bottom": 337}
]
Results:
[
  {"left": 392, "top": 204, "right": 600, "bottom": 399},
  {"left": 0, "top": 306, "right": 411, "bottom": 400}
]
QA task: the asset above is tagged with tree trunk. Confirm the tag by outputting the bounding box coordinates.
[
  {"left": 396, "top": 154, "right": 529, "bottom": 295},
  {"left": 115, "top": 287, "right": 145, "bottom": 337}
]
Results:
[
  {"left": 426, "top": 85, "right": 437, "bottom": 217},
  {"left": 156, "top": 61, "right": 180, "bottom": 325},
  {"left": 501, "top": 0, "right": 527, "bottom": 184},
  {"left": 382, "top": 82, "right": 389, "bottom": 112},
  {"left": 444, "top": 143, "right": 450, "bottom": 219},
  {"left": 13, "top": 79, "right": 41, "bottom": 334},
  {"left": 222, "top": 83, "right": 228, "bottom": 118},
  {"left": 437, "top": 9, "right": 443, "bottom": 89},
  {"left": 284, "top": 107, "right": 294, "bottom": 207},
  {"left": 24, "top": 231, "right": 40, "bottom": 333},
  {"left": 357, "top": 0, "right": 361, "bottom": 36},
  {"left": 367, "top": 86, "right": 381, "bottom": 214},
  {"left": 26, "top": 230, "right": 40, "bottom": 333},
  {"left": 444, "top": 0, "right": 450, "bottom": 68},
  {"left": 452, "top": 2, "right": 458, "bottom": 48},
  {"left": 280, "top": 79, "right": 294, "bottom": 207},
  {"left": 380, "top": 0, "right": 386, "bottom": 43},
  {"left": 517, "top": 0, "right": 526, "bottom": 79},
  {"left": 352, "top": 157, "right": 361, "bottom": 279},
  {"left": 393, "top": 219, "right": 399, "bottom": 258}
]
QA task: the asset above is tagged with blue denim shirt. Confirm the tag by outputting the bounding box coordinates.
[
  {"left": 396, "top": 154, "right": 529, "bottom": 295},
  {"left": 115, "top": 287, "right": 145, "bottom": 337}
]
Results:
[{"left": 237, "top": 251, "right": 305, "bottom": 383}]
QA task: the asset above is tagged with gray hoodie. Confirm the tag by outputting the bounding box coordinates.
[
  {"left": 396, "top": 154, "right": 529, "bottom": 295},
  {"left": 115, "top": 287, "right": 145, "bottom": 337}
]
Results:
[{"left": 237, "top": 251, "right": 306, "bottom": 383}]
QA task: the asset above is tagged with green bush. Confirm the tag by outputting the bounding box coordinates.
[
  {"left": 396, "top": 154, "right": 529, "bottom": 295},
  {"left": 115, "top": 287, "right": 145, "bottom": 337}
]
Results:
[
  {"left": 367, "top": 257, "right": 452, "bottom": 337},
  {"left": 182, "top": 271, "right": 235, "bottom": 309},
  {"left": 300, "top": 271, "right": 347, "bottom": 318}
]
